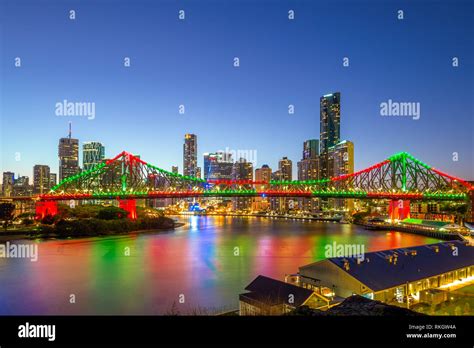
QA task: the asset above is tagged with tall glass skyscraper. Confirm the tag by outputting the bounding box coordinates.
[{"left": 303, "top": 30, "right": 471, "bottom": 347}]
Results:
[
  {"left": 183, "top": 134, "right": 197, "bottom": 177},
  {"left": 319, "top": 92, "right": 341, "bottom": 179},
  {"left": 83, "top": 141, "right": 105, "bottom": 171},
  {"left": 320, "top": 92, "right": 341, "bottom": 153}
]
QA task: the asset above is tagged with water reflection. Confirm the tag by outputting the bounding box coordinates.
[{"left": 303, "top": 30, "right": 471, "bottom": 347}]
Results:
[{"left": 0, "top": 216, "right": 438, "bottom": 315}]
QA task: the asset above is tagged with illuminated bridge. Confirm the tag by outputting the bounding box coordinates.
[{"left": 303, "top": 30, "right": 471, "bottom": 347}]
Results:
[{"left": 15, "top": 151, "right": 474, "bottom": 220}]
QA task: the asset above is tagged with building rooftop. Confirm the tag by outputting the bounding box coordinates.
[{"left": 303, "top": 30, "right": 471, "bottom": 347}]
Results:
[
  {"left": 240, "top": 275, "right": 314, "bottom": 307},
  {"left": 301, "top": 241, "right": 474, "bottom": 292}
]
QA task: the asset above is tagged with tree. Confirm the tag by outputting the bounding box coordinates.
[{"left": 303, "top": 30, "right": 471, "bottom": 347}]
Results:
[
  {"left": 41, "top": 214, "right": 55, "bottom": 225},
  {"left": 97, "top": 206, "right": 128, "bottom": 220},
  {"left": 0, "top": 203, "right": 15, "bottom": 230}
]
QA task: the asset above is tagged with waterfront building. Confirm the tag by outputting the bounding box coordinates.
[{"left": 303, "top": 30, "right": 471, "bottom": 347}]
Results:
[
  {"left": 2, "top": 172, "right": 15, "bottom": 197},
  {"left": 83, "top": 141, "right": 105, "bottom": 171},
  {"left": 33, "top": 165, "right": 51, "bottom": 194},
  {"left": 239, "top": 275, "right": 331, "bottom": 315},
  {"left": 298, "top": 241, "right": 474, "bottom": 308},
  {"left": 183, "top": 134, "right": 197, "bottom": 177},
  {"left": 58, "top": 123, "right": 79, "bottom": 181}
]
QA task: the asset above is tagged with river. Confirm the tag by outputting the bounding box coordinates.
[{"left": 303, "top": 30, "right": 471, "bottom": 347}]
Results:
[{"left": 0, "top": 216, "right": 439, "bottom": 315}]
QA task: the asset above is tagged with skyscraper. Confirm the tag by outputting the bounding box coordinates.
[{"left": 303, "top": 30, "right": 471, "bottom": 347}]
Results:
[
  {"left": 328, "top": 140, "right": 354, "bottom": 179},
  {"left": 232, "top": 158, "right": 253, "bottom": 210},
  {"left": 2, "top": 172, "right": 15, "bottom": 197},
  {"left": 319, "top": 93, "right": 341, "bottom": 180},
  {"left": 59, "top": 123, "right": 79, "bottom": 181},
  {"left": 183, "top": 134, "right": 197, "bottom": 177},
  {"left": 171, "top": 166, "right": 178, "bottom": 174},
  {"left": 278, "top": 157, "right": 292, "bottom": 181},
  {"left": 328, "top": 140, "right": 355, "bottom": 210},
  {"left": 33, "top": 165, "right": 50, "bottom": 194},
  {"left": 298, "top": 140, "right": 320, "bottom": 212},
  {"left": 83, "top": 141, "right": 105, "bottom": 171},
  {"left": 253, "top": 165, "right": 272, "bottom": 211},
  {"left": 320, "top": 92, "right": 341, "bottom": 153}
]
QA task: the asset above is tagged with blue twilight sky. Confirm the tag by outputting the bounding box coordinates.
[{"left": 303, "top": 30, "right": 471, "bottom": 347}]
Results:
[{"left": 0, "top": 0, "right": 473, "bottom": 180}]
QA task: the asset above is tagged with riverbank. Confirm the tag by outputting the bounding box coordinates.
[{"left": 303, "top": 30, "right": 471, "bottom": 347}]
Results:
[
  {"left": 358, "top": 223, "right": 463, "bottom": 241},
  {"left": 0, "top": 218, "right": 183, "bottom": 242}
]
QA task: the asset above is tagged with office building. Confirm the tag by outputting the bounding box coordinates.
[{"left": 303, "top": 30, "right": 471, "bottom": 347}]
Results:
[
  {"left": 204, "top": 152, "right": 233, "bottom": 180},
  {"left": 13, "top": 176, "right": 31, "bottom": 196},
  {"left": 171, "top": 166, "right": 178, "bottom": 174},
  {"left": 59, "top": 123, "right": 79, "bottom": 181},
  {"left": 183, "top": 134, "right": 197, "bottom": 177},
  {"left": 49, "top": 173, "right": 57, "bottom": 188},
  {"left": 2, "top": 172, "right": 15, "bottom": 197},
  {"left": 253, "top": 165, "right": 272, "bottom": 211},
  {"left": 33, "top": 165, "right": 51, "bottom": 194},
  {"left": 278, "top": 157, "right": 292, "bottom": 181},
  {"left": 83, "top": 141, "right": 105, "bottom": 171},
  {"left": 328, "top": 140, "right": 354, "bottom": 210},
  {"left": 298, "top": 140, "right": 320, "bottom": 212},
  {"left": 232, "top": 158, "right": 253, "bottom": 210},
  {"left": 320, "top": 92, "right": 341, "bottom": 154},
  {"left": 303, "top": 139, "right": 319, "bottom": 160},
  {"left": 319, "top": 92, "right": 341, "bottom": 180}
]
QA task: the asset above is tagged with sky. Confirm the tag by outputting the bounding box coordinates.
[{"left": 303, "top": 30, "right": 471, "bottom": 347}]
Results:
[{"left": 1, "top": 0, "right": 473, "bottom": 180}]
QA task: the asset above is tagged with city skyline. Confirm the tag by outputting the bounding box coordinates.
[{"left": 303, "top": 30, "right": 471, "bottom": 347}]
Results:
[{"left": 1, "top": 1, "right": 473, "bottom": 181}]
